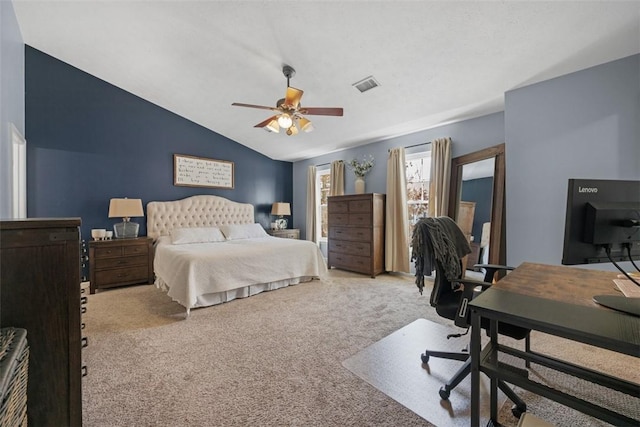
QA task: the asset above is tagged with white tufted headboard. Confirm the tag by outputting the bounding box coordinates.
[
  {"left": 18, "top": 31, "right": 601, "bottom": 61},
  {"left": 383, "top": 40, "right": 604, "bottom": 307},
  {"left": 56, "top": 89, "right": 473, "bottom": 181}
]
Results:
[{"left": 146, "top": 195, "right": 254, "bottom": 240}]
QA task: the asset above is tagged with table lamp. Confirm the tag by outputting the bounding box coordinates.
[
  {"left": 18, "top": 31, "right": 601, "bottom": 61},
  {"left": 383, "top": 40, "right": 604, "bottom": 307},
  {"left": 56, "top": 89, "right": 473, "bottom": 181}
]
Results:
[
  {"left": 109, "top": 198, "right": 144, "bottom": 238},
  {"left": 271, "top": 202, "right": 291, "bottom": 230}
]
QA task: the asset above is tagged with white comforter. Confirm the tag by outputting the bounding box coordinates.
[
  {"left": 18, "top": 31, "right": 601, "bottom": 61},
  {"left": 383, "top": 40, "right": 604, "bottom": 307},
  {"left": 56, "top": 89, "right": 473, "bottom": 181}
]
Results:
[{"left": 154, "top": 236, "right": 327, "bottom": 309}]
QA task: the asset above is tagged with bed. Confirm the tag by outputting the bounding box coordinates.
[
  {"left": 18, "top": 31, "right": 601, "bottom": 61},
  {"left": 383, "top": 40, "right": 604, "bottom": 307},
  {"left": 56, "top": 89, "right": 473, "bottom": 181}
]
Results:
[{"left": 147, "top": 195, "right": 326, "bottom": 314}]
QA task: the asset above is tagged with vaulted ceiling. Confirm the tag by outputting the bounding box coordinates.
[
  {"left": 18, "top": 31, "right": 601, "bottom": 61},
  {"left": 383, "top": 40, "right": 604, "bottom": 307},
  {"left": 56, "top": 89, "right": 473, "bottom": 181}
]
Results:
[{"left": 12, "top": 1, "right": 640, "bottom": 161}]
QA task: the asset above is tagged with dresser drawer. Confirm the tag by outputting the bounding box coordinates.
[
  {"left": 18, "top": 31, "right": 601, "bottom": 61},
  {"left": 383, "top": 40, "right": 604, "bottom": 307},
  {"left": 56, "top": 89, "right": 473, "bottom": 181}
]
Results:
[
  {"left": 328, "top": 252, "right": 371, "bottom": 275},
  {"left": 329, "top": 227, "right": 371, "bottom": 242},
  {"left": 348, "top": 212, "right": 372, "bottom": 226},
  {"left": 328, "top": 200, "right": 348, "bottom": 213},
  {"left": 94, "top": 246, "right": 123, "bottom": 258},
  {"left": 328, "top": 213, "right": 349, "bottom": 226},
  {"left": 329, "top": 240, "right": 370, "bottom": 257},
  {"left": 95, "top": 265, "right": 149, "bottom": 286},
  {"left": 95, "top": 255, "right": 148, "bottom": 270},
  {"left": 349, "top": 199, "right": 372, "bottom": 213}
]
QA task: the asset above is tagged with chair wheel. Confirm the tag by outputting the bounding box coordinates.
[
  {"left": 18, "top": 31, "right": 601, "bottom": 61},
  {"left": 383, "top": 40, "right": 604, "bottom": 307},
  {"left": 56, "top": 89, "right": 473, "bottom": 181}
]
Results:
[
  {"left": 421, "top": 353, "right": 429, "bottom": 363},
  {"left": 511, "top": 404, "right": 526, "bottom": 418},
  {"left": 439, "top": 386, "right": 450, "bottom": 400}
]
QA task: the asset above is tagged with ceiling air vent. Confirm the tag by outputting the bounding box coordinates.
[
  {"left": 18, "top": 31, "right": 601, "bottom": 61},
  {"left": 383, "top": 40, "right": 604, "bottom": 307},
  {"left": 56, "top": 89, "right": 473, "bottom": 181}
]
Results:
[{"left": 352, "top": 76, "right": 380, "bottom": 93}]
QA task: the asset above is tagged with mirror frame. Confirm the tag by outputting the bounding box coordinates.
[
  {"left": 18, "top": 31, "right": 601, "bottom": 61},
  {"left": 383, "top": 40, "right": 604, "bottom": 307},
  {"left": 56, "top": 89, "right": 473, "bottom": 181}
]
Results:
[{"left": 448, "top": 143, "right": 506, "bottom": 267}]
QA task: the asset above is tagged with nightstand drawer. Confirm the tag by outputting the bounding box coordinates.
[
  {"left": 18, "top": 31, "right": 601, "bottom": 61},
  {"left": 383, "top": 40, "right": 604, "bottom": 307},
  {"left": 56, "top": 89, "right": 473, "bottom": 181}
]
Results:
[
  {"left": 266, "top": 229, "right": 300, "bottom": 239},
  {"left": 124, "top": 244, "right": 148, "bottom": 256},
  {"left": 94, "top": 246, "right": 123, "bottom": 258},
  {"left": 95, "top": 255, "right": 148, "bottom": 270},
  {"left": 95, "top": 265, "right": 149, "bottom": 286}
]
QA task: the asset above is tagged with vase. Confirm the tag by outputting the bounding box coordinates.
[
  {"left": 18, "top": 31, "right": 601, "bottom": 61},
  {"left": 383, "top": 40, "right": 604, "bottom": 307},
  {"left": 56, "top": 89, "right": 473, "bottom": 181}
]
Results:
[{"left": 354, "top": 176, "right": 365, "bottom": 194}]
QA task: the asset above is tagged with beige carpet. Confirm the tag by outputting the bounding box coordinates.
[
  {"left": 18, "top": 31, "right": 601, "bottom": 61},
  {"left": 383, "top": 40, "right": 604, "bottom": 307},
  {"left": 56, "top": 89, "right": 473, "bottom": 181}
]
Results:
[{"left": 82, "top": 270, "right": 639, "bottom": 426}]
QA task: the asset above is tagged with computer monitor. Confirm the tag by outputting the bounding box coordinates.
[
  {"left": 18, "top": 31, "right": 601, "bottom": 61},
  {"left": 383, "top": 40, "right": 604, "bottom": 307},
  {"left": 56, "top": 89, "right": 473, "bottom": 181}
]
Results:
[
  {"left": 562, "top": 179, "right": 640, "bottom": 266},
  {"left": 562, "top": 179, "right": 640, "bottom": 316}
]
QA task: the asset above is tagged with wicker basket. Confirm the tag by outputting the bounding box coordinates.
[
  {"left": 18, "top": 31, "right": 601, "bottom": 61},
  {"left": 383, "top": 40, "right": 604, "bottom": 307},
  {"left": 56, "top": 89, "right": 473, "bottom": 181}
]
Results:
[{"left": 0, "top": 328, "right": 28, "bottom": 427}]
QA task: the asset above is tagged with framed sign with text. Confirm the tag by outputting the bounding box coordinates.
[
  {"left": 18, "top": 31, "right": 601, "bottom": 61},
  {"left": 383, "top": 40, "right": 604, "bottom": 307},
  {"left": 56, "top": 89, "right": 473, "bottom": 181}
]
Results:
[{"left": 174, "top": 154, "right": 234, "bottom": 189}]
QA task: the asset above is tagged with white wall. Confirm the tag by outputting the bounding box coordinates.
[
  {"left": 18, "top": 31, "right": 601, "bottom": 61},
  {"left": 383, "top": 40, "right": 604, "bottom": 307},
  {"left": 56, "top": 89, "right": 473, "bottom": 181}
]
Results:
[
  {"left": 0, "top": 1, "right": 25, "bottom": 218},
  {"left": 505, "top": 54, "right": 640, "bottom": 269}
]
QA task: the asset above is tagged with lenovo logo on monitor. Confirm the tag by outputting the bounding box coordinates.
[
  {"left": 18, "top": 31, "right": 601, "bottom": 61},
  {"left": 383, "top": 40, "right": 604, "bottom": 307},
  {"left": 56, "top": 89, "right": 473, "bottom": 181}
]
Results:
[{"left": 578, "top": 186, "right": 598, "bottom": 193}]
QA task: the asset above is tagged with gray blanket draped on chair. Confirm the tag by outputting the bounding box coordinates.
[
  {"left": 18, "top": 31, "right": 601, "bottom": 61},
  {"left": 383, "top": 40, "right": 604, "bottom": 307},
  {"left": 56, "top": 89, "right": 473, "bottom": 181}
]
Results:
[{"left": 411, "top": 216, "right": 471, "bottom": 295}]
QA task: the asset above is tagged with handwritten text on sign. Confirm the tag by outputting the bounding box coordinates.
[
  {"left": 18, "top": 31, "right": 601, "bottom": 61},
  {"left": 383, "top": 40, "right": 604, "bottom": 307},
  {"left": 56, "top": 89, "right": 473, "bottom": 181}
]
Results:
[{"left": 174, "top": 154, "right": 234, "bottom": 189}]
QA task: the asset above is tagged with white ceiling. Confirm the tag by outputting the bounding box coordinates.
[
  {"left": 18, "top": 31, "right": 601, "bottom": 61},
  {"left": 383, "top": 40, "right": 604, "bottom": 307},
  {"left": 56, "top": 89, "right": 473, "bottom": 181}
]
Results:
[{"left": 12, "top": 1, "right": 640, "bottom": 162}]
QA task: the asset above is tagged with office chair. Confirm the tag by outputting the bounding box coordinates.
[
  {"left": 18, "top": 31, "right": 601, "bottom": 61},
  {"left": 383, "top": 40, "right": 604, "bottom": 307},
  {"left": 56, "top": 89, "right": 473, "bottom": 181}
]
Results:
[{"left": 412, "top": 216, "right": 528, "bottom": 418}]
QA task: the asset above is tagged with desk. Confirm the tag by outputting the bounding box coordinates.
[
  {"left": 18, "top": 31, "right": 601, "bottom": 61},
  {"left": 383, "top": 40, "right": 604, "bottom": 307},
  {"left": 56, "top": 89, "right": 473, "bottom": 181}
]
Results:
[{"left": 469, "top": 262, "right": 640, "bottom": 426}]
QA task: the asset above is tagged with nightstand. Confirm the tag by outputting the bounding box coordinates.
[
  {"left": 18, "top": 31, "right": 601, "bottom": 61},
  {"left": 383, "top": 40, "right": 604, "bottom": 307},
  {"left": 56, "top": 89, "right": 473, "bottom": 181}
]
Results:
[
  {"left": 89, "top": 237, "right": 154, "bottom": 294},
  {"left": 266, "top": 228, "right": 300, "bottom": 239}
]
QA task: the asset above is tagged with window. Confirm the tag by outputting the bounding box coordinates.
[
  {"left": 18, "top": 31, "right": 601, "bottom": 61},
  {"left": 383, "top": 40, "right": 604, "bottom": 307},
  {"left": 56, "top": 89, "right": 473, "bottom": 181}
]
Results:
[
  {"left": 316, "top": 167, "right": 331, "bottom": 241},
  {"left": 406, "top": 151, "right": 431, "bottom": 236}
]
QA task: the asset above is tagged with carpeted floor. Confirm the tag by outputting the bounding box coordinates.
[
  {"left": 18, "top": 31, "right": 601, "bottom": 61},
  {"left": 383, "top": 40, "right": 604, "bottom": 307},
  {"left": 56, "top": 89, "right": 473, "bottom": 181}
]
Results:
[{"left": 82, "top": 270, "right": 639, "bottom": 426}]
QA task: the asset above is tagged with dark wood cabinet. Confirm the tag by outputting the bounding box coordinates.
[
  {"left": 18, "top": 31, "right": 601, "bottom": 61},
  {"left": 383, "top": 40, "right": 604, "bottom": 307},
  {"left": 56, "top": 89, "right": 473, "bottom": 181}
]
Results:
[
  {"left": 89, "top": 237, "right": 153, "bottom": 294},
  {"left": 327, "top": 193, "right": 385, "bottom": 277},
  {"left": 0, "top": 218, "right": 83, "bottom": 426}
]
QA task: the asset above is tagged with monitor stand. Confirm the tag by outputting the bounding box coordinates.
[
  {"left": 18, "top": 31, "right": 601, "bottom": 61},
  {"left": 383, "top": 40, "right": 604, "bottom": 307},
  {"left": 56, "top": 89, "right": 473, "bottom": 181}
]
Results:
[{"left": 593, "top": 295, "right": 640, "bottom": 317}]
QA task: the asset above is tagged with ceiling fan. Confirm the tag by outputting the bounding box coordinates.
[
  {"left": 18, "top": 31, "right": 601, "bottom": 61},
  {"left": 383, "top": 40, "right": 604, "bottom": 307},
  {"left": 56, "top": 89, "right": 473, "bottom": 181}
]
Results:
[{"left": 232, "top": 65, "right": 344, "bottom": 136}]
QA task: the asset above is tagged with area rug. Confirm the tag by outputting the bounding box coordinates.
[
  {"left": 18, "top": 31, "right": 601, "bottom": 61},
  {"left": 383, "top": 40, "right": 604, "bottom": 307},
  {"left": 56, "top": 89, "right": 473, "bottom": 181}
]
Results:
[{"left": 342, "top": 318, "right": 508, "bottom": 427}]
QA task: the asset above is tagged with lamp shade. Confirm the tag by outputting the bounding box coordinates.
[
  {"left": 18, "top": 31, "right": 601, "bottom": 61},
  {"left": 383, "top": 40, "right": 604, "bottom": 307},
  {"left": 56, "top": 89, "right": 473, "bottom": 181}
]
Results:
[
  {"left": 271, "top": 202, "right": 291, "bottom": 216},
  {"left": 108, "top": 198, "right": 144, "bottom": 218}
]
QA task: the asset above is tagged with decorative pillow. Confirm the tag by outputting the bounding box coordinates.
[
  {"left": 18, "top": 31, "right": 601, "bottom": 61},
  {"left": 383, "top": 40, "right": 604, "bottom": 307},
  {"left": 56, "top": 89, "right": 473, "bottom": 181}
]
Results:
[
  {"left": 219, "top": 223, "right": 268, "bottom": 240},
  {"left": 170, "top": 227, "right": 226, "bottom": 245}
]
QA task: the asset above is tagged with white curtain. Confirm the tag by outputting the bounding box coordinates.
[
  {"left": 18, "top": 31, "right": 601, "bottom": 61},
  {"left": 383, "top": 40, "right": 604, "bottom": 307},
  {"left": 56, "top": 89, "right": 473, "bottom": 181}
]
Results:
[
  {"left": 428, "top": 137, "right": 452, "bottom": 217},
  {"left": 385, "top": 148, "right": 409, "bottom": 273},
  {"left": 329, "top": 160, "right": 344, "bottom": 196},
  {"left": 306, "top": 165, "right": 317, "bottom": 242}
]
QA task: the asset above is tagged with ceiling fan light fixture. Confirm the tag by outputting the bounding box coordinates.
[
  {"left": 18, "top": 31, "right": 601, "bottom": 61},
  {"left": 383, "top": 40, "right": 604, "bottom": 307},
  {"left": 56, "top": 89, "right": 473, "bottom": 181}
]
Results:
[
  {"left": 265, "top": 119, "right": 280, "bottom": 133},
  {"left": 286, "top": 124, "right": 299, "bottom": 136},
  {"left": 277, "top": 113, "right": 293, "bottom": 129},
  {"left": 297, "top": 117, "right": 314, "bottom": 133}
]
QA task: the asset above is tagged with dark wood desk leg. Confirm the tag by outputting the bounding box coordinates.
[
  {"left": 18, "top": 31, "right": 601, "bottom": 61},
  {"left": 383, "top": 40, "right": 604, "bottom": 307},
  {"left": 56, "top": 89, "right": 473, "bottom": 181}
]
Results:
[
  {"left": 489, "top": 319, "right": 499, "bottom": 422},
  {"left": 471, "top": 311, "right": 481, "bottom": 427}
]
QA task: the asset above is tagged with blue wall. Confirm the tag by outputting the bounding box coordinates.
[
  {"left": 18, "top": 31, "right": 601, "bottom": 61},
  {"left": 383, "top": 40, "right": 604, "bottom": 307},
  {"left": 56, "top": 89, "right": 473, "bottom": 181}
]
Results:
[
  {"left": 0, "top": 1, "right": 25, "bottom": 218},
  {"left": 25, "top": 47, "right": 293, "bottom": 239},
  {"left": 461, "top": 176, "right": 493, "bottom": 241},
  {"left": 505, "top": 54, "right": 639, "bottom": 269}
]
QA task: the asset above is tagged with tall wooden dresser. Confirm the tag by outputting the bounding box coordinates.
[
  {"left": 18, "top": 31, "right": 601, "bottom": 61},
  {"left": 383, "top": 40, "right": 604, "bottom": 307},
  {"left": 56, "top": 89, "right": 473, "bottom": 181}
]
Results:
[
  {"left": 327, "top": 193, "right": 385, "bottom": 277},
  {"left": 0, "top": 219, "right": 83, "bottom": 426}
]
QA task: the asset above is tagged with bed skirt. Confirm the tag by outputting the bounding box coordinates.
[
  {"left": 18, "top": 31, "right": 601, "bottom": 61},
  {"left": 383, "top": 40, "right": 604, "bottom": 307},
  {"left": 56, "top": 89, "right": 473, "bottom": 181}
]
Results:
[{"left": 155, "top": 276, "right": 315, "bottom": 316}]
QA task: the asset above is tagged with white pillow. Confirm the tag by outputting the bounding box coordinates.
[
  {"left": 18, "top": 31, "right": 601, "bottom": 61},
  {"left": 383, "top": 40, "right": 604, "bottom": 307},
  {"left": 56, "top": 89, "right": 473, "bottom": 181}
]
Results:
[
  {"left": 219, "top": 223, "right": 268, "bottom": 240},
  {"left": 170, "top": 227, "right": 226, "bottom": 245}
]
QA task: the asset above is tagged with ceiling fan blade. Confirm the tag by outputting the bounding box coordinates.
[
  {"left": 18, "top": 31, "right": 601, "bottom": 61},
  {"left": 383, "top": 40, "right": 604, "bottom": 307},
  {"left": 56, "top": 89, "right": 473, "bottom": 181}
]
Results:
[
  {"left": 254, "top": 115, "right": 278, "bottom": 128},
  {"left": 299, "top": 107, "right": 343, "bottom": 116},
  {"left": 284, "top": 87, "right": 303, "bottom": 109},
  {"left": 232, "top": 102, "right": 279, "bottom": 112}
]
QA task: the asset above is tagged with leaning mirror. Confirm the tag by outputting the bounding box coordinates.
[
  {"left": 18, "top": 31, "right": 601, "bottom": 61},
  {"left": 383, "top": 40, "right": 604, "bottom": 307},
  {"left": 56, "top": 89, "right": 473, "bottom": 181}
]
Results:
[{"left": 448, "top": 144, "right": 506, "bottom": 270}]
